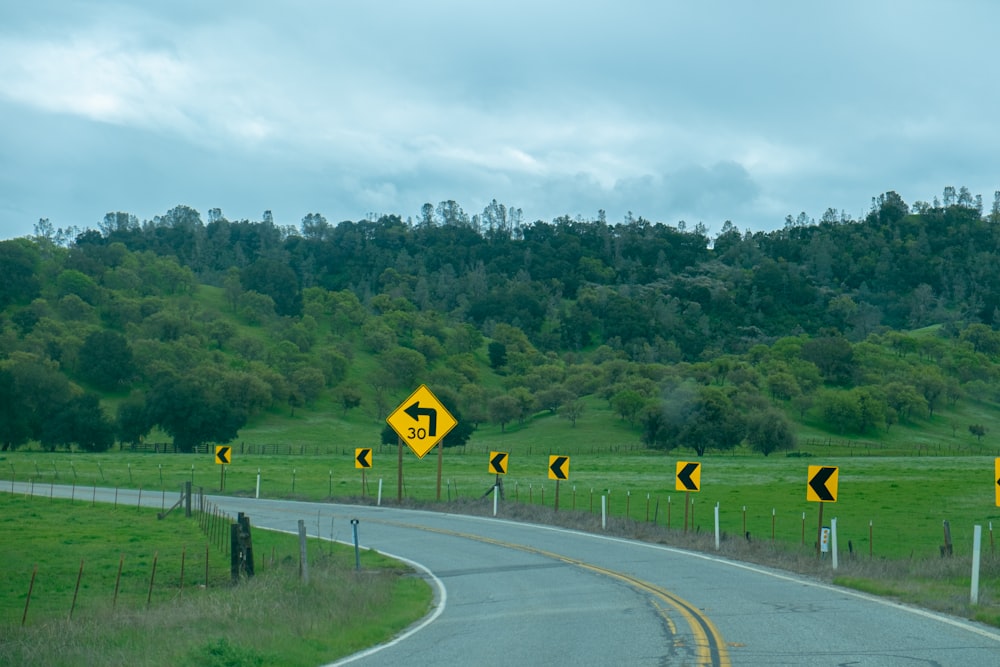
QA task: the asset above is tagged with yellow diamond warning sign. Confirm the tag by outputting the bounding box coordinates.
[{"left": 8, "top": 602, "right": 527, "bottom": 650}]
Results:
[{"left": 386, "top": 385, "right": 458, "bottom": 459}]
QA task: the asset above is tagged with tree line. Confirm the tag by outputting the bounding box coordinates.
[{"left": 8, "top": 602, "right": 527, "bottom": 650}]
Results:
[{"left": 3, "top": 187, "right": 1000, "bottom": 454}]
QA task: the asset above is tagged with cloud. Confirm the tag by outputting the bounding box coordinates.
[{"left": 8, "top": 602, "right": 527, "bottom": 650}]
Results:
[{"left": 2, "top": 2, "right": 1000, "bottom": 240}]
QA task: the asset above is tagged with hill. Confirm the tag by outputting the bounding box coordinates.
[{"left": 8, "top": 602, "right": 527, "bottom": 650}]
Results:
[{"left": 4, "top": 189, "right": 1000, "bottom": 456}]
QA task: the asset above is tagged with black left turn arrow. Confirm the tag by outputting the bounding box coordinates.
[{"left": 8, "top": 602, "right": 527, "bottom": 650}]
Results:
[
  {"left": 809, "top": 466, "right": 837, "bottom": 501},
  {"left": 216, "top": 447, "right": 230, "bottom": 464},
  {"left": 356, "top": 448, "right": 372, "bottom": 468},
  {"left": 404, "top": 401, "right": 438, "bottom": 436},
  {"left": 549, "top": 456, "right": 569, "bottom": 480},
  {"left": 490, "top": 452, "right": 508, "bottom": 474},
  {"left": 677, "top": 462, "right": 700, "bottom": 491}
]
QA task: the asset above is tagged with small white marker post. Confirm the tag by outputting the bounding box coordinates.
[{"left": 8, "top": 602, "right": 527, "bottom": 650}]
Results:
[
  {"left": 831, "top": 517, "right": 839, "bottom": 570},
  {"left": 255, "top": 468, "right": 261, "bottom": 499},
  {"left": 493, "top": 484, "right": 499, "bottom": 517},
  {"left": 601, "top": 495, "right": 607, "bottom": 530},
  {"left": 377, "top": 478, "right": 383, "bottom": 506},
  {"left": 971, "top": 524, "right": 983, "bottom": 605},
  {"left": 714, "top": 502, "right": 720, "bottom": 550}
]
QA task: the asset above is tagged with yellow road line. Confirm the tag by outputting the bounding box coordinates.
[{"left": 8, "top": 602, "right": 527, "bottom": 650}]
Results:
[{"left": 377, "top": 518, "right": 731, "bottom": 667}]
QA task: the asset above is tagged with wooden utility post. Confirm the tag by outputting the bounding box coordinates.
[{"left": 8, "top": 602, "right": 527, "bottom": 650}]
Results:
[
  {"left": 397, "top": 437, "right": 404, "bottom": 503},
  {"left": 436, "top": 440, "right": 444, "bottom": 501},
  {"left": 298, "top": 519, "right": 308, "bottom": 583},
  {"left": 816, "top": 503, "right": 825, "bottom": 555}
]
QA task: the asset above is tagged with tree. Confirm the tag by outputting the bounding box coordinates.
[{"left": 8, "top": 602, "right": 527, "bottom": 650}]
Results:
[
  {"left": 969, "top": 424, "right": 987, "bottom": 443},
  {"left": 78, "top": 330, "right": 135, "bottom": 390},
  {"left": 436, "top": 200, "right": 469, "bottom": 226},
  {"left": 223, "top": 267, "right": 242, "bottom": 312},
  {"left": 56, "top": 269, "right": 100, "bottom": 305},
  {"left": 679, "top": 387, "right": 746, "bottom": 456},
  {"left": 508, "top": 387, "right": 535, "bottom": 423},
  {"left": 791, "top": 393, "right": 814, "bottom": 419},
  {"left": 238, "top": 290, "right": 277, "bottom": 324},
  {"left": 639, "top": 404, "right": 674, "bottom": 450},
  {"left": 240, "top": 258, "right": 302, "bottom": 317},
  {"left": 818, "top": 390, "right": 860, "bottom": 434},
  {"left": 488, "top": 395, "right": 520, "bottom": 432},
  {"left": 5, "top": 354, "right": 73, "bottom": 445},
  {"left": 800, "top": 335, "right": 854, "bottom": 386},
  {"left": 883, "top": 382, "right": 927, "bottom": 423},
  {"left": 766, "top": 372, "right": 800, "bottom": 401},
  {"left": 145, "top": 373, "right": 247, "bottom": 452},
  {"left": 913, "top": 369, "right": 946, "bottom": 417},
  {"left": 301, "top": 213, "right": 330, "bottom": 240},
  {"left": 116, "top": 395, "right": 151, "bottom": 447},
  {"left": 379, "top": 347, "right": 427, "bottom": 389},
  {"left": 287, "top": 367, "right": 326, "bottom": 412},
  {"left": 560, "top": 399, "right": 585, "bottom": 427},
  {"left": 0, "top": 368, "right": 31, "bottom": 450},
  {"left": 336, "top": 384, "right": 363, "bottom": 415},
  {"left": 960, "top": 323, "right": 1000, "bottom": 357},
  {"left": 0, "top": 240, "right": 41, "bottom": 309},
  {"left": 488, "top": 341, "right": 508, "bottom": 369},
  {"left": 745, "top": 409, "right": 796, "bottom": 456},
  {"left": 854, "top": 387, "right": 886, "bottom": 434},
  {"left": 220, "top": 371, "right": 273, "bottom": 417},
  {"left": 459, "top": 384, "right": 490, "bottom": 428},
  {"left": 40, "top": 392, "right": 115, "bottom": 452},
  {"left": 868, "top": 191, "right": 908, "bottom": 225},
  {"left": 610, "top": 390, "right": 645, "bottom": 424},
  {"left": 536, "top": 385, "right": 574, "bottom": 414}
]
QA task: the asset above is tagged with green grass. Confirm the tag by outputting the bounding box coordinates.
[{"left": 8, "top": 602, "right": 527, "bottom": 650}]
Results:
[
  {"left": 4, "top": 445, "right": 999, "bottom": 561},
  {"left": 0, "top": 493, "right": 432, "bottom": 667},
  {"left": 5, "top": 386, "right": 1000, "bottom": 635}
]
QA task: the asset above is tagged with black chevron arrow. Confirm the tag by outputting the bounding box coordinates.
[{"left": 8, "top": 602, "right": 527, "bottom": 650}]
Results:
[
  {"left": 549, "top": 456, "right": 569, "bottom": 480},
  {"left": 404, "top": 401, "right": 437, "bottom": 436},
  {"left": 216, "top": 447, "right": 230, "bottom": 464},
  {"left": 356, "top": 449, "right": 372, "bottom": 468},
  {"left": 490, "top": 452, "right": 507, "bottom": 474},
  {"left": 677, "top": 462, "right": 699, "bottom": 491},
  {"left": 809, "top": 466, "right": 837, "bottom": 501}
]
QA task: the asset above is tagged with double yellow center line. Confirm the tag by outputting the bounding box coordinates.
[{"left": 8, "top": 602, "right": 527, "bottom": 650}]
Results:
[{"left": 377, "top": 518, "right": 731, "bottom": 667}]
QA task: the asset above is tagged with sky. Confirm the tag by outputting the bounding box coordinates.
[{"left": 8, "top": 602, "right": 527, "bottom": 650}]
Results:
[{"left": 2, "top": 1, "right": 999, "bottom": 241}]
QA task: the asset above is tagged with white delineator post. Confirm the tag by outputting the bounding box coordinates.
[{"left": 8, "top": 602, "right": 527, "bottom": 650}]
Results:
[
  {"left": 714, "top": 502, "right": 720, "bottom": 550},
  {"left": 971, "top": 525, "right": 982, "bottom": 605},
  {"left": 831, "top": 517, "right": 839, "bottom": 570}
]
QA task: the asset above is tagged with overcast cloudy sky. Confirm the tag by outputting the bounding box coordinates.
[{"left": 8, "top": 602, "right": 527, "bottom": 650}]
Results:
[{"left": 2, "top": 1, "right": 998, "bottom": 240}]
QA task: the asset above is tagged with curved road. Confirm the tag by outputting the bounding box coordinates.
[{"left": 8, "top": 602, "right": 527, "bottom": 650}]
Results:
[
  {"left": 213, "top": 495, "right": 1000, "bottom": 666},
  {"left": 13, "top": 484, "right": 1000, "bottom": 665}
]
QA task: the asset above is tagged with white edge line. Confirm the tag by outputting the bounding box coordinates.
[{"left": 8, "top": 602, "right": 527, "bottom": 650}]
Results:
[
  {"left": 323, "top": 548, "right": 446, "bottom": 666},
  {"left": 464, "top": 512, "right": 1000, "bottom": 644},
  {"left": 258, "top": 526, "right": 448, "bottom": 667}
]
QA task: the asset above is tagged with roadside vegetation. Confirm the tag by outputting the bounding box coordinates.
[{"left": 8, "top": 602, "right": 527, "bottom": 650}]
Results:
[
  {"left": 4, "top": 446, "right": 999, "bottom": 632},
  {"left": 0, "top": 494, "right": 431, "bottom": 667}
]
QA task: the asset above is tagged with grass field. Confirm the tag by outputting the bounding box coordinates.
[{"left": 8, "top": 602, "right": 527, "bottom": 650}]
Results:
[
  {"left": 0, "top": 493, "right": 432, "bottom": 667},
  {"left": 5, "top": 391, "right": 1000, "bottom": 640},
  {"left": 4, "top": 445, "right": 998, "bottom": 561}
]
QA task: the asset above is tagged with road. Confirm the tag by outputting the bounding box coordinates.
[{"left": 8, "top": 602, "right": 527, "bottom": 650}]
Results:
[{"left": 11, "top": 483, "right": 1000, "bottom": 665}]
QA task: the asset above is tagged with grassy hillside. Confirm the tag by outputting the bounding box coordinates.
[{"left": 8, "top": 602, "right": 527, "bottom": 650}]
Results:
[{"left": 5, "top": 233, "right": 1000, "bottom": 462}]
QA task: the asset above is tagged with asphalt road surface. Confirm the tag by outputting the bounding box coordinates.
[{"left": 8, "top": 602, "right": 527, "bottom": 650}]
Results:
[{"left": 11, "top": 483, "right": 1000, "bottom": 666}]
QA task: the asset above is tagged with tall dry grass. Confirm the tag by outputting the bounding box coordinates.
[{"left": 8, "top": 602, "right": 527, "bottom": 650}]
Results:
[{"left": 0, "top": 552, "right": 430, "bottom": 667}]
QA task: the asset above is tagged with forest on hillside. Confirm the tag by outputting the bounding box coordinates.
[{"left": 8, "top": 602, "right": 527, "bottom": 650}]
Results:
[{"left": 3, "top": 187, "right": 1000, "bottom": 455}]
